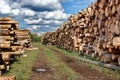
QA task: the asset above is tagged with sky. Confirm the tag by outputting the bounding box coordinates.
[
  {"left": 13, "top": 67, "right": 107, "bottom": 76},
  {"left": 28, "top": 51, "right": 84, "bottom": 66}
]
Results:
[{"left": 0, "top": 0, "right": 95, "bottom": 35}]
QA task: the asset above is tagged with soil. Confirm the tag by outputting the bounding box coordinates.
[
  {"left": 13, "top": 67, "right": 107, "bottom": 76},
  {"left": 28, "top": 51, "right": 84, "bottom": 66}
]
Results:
[{"left": 29, "top": 47, "right": 118, "bottom": 80}]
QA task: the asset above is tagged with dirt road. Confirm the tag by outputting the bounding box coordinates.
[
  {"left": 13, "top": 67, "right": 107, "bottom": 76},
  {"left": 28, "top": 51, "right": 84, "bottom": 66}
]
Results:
[
  {"left": 29, "top": 48, "right": 54, "bottom": 80},
  {"left": 29, "top": 46, "right": 118, "bottom": 80}
]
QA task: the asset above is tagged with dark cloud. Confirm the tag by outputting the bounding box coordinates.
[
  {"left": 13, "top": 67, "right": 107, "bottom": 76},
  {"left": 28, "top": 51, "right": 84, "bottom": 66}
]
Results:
[{"left": 22, "top": 5, "right": 52, "bottom": 12}]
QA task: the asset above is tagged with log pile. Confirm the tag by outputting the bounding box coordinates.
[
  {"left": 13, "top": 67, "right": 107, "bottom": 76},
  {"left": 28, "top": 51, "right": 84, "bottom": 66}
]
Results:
[
  {"left": 42, "top": 0, "right": 120, "bottom": 66},
  {"left": 0, "top": 17, "right": 31, "bottom": 73}
]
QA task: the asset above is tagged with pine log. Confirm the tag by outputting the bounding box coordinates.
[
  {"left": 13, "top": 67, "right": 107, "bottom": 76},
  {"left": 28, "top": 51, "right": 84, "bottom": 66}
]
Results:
[
  {"left": 118, "top": 56, "right": 120, "bottom": 65},
  {"left": 0, "top": 76, "right": 15, "bottom": 80},
  {"left": 0, "top": 41, "right": 11, "bottom": 48},
  {"left": 101, "top": 53, "right": 112, "bottom": 63},
  {"left": 0, "top": 52, "right": 11, "bottom": 64},
  {"left": 112, "top": 54, "right": 119, "bottom": 61},
  {"left": 113, "top": 37, "right": 120, "bottom": 47},
  {"left": 0, "top": 24, "right": 11, "bottom": 29},
  {"left": 0, "top": 36, "right": 14, "bottom": 41}
]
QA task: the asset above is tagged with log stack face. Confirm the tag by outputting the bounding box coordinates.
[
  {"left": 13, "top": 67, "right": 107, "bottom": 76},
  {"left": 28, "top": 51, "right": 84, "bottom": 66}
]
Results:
[
  {"left": 42, "top": 0, "right": 120, "bottom": 66},
  {"left": 0, "top": 17, "right": 31, "bottom": 72}
]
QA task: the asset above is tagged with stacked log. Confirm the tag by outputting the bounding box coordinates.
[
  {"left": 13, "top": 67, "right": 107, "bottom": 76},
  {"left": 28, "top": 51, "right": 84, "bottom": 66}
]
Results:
[
  {"left": 0, "top": 76, "right": 15, "bottom": 80},
  {"left": 42, "top": 0, "right": 120, "bottom": 66},
  {"left": 0, "top": 17, "right": 31, "bottom": 73},
  {"left": 10, "top": 30, "right": 31, "bottom": 48}
]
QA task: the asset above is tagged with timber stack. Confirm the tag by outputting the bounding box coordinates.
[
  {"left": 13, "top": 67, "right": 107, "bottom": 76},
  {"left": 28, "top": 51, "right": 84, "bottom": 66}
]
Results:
[
  {"left": 42, "top": 0, "right": 120, "bottom": 66},
  {"left": 0, "top": 17, "right": 31, "bottom": 75}
]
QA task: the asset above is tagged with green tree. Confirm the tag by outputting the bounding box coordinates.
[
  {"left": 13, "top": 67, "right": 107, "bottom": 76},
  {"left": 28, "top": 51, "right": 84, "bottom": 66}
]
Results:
[{"left": 30, "top": 33, "right": 41, "bottom": 42}]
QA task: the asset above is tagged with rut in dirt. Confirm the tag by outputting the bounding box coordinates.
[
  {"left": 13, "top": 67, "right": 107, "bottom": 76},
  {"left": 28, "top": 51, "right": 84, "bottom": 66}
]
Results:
[
  {"left": 29, "top": 48, "right": 54, "bottom": 80},
  {"left": 49, "top": 47, "right": 117, "bottom": 80}
]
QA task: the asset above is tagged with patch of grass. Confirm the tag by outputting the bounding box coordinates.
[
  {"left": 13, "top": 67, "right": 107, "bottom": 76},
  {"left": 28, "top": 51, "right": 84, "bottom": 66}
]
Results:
[
  {"left": 32, "top": 42, "right": 45, "bottom": 49},
  {"left": 48, "top": 45, "right": 79, "bottom": 57},
  {"left": 44, "top": 48, "right": 78, "bottom": 80},
  {"left": 4, "top": 47, "right": 39, "bottom": 80}
]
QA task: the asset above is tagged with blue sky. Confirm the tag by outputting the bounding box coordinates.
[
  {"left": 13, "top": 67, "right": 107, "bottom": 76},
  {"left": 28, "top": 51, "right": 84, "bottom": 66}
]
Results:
[
  {"left": 61, "top": 0, "right": 95, "bottom": 14},
  {"left": 0, "top": 0, "right": 95, "bottom": 35}
]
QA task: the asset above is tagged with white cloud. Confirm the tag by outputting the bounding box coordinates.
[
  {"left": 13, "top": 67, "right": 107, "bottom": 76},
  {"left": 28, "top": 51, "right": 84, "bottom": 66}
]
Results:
[
  {"left": 24, "top": 18, "right": 42, "bottom": 24},
  {"left": 0, "top": 0, "right": 35, "bottom": 17},
  {"left": 38, "top": 11, "right": 68, "bottom": 20},
  {"left": 21, "top": 8, "right": 35, "bottom": 17},
  {"left": 37, "top": 11, "right": 48, "bottom": 18},
  {"left": 31, "top": 25, "right": 41, "bottom": 30},
  {"left": 44, "top": 11, "right": 70, "bottom": 20},
  {"left": 11, "top": 9, "right": 20, "bottom": 16},
  {"left": 41, "top": 20, "right": 64, "bottom": 25},
  {"left": 27, "top": 25, "right": 41, "bottom": 31},
  {"left": 10, "top": 1, "right": 21, "bottom": 9},
  {"left": 24, "top": 18, "right": 65, "bottom": 26},
  {"left": 0, "top": 0, "right": 11, "bottom": 14}
]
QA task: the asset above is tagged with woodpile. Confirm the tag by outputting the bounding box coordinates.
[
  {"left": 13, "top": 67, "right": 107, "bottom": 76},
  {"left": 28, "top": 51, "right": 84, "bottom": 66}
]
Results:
[
  {"left": 0, "top": 76, "right": 15, "bottom": 80},
  {"left": 42, "top": 0, "right": 120, "bottom": 66},
  {"left": 0, "top": 17, "right": 31, "bottom": 75}
]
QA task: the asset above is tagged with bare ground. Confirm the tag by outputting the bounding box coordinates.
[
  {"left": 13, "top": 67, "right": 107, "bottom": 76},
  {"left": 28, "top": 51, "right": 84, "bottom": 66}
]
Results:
[{"left": 29, "top": 46, "right": 118, "bottom": 80}]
